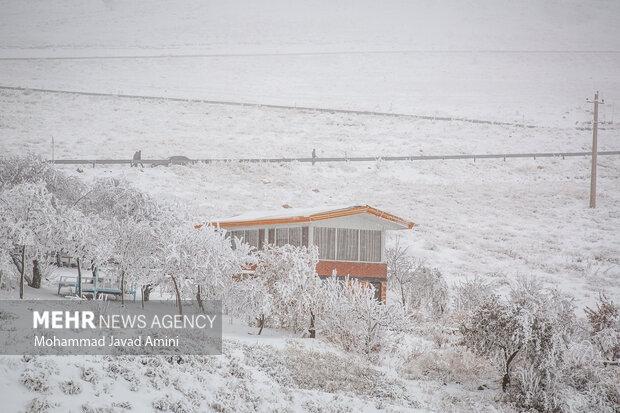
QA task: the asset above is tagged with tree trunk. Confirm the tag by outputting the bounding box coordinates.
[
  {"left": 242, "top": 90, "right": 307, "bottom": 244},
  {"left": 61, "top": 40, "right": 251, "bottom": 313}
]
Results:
[
  {"left": 56, "top": 252, "right": 62, "bottom": 267},
  {"left": 76, "top": 257, "right": 83, "bottom": 297},
  {"left": 120, "top": 270, "right": 125, "bottom": 306},
  {"left": 170, "top": 275, "right": 182, "bottom": 315},
  {"left": 196, "top": 285, "right": 205, "bottom": 312},
  {"left": 502, "top": 349, "right": 520, "bottom": 392},
  {"left": 11, "top": 252, "right": 23, "bottom": 274},
  {"left": 12, "top": 249, "right": 33, "bottom": 285},
  {"left": 30, "top": 259, "right": 42, "bottom": 288},
  {"left": 19, "top": 245, "right": 25, "bottom": 299},
  {"left": 143, "top": 284, "right": 153, "bottom": 302},
  {"left": 257, "top": 314, "right": 265, "bottom": 335},
  {"left": 308, "top": 310, "right": 316, "bottom": 338}
]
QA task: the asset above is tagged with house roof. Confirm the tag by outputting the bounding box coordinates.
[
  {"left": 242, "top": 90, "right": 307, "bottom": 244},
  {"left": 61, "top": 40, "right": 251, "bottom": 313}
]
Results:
[{"left": 209, "top": 205, "right": 415, "bottom": 230}]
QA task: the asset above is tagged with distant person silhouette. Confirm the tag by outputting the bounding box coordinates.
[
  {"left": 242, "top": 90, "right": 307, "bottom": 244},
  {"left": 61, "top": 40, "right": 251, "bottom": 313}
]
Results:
[{"left": 132, "top": 150, "right": 144, "bottom": 167}]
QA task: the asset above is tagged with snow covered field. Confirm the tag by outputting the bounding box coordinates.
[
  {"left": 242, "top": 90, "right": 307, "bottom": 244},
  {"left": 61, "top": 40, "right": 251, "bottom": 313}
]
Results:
[
  {"left": 1, "top": 1, "right": 620, "bottom": 127},
  {"left": 1, "top": 0, "right": 619, "bottom": 412},
  {"left": 57, "top": 157, "right": 618, "bottom": 310}
]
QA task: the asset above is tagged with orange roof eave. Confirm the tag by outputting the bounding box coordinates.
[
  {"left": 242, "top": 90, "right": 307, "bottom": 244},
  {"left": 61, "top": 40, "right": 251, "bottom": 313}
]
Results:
[{"left": 209, "top": 205, "right": 415, "bottom": 230}]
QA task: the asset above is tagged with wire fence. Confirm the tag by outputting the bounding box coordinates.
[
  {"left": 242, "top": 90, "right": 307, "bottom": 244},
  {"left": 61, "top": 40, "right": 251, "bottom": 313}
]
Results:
[{"left": 49, "top": 150, "right": 620, "bottom": 167}]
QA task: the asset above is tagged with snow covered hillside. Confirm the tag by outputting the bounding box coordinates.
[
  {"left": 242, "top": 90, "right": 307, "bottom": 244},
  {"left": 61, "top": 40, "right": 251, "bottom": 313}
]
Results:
[
  {"left": 0, "top": 286, "right": 502, "bottom": 413},
  {"left": 1, "top": 0, "right": 620, "bottom": 126},
  {"left": 58, "top": 156, "right": 619, "bottom": 310},
  {"left": 0, "top": 0, "right": 618, "bottom": 309},
  {"left": 0, "top": 1, "right": 619, "bottom": 412}
]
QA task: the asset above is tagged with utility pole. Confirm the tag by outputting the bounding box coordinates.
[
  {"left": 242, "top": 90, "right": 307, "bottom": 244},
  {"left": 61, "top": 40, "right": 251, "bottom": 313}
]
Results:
[{"left": 587, "top": 92, "right": 604, "bottom": 208}]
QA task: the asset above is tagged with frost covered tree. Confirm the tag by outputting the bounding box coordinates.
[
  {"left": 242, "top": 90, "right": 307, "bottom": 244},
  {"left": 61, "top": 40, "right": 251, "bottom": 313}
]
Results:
[
  {"left": 0, "top": 182, "right": 61, "bottom": 297},
  {"left": 386, "top": 242, "right": 448, "bottom": 318},
  {"left": 320, "top": 276, "right": 397, "bottom": 354},
  {"left": 272, "top": 245, "right": 322, "bottom": 337},
  {"left": 155, "top": 222, "right": 250, "bottom": 315},
  {"left": 0, "top": 154, "right": 86, "bottom": 207},
  {"left": 74, "top": 178, "right": 164, "bottom": 303},
  {"left": 386, "top": 240, "right": 423, "bottom": 311},
  {"left": 0, "top": 155, "right": 94, "bottom": 289},
  {"left": 248, "top": 245, "right": 323, "bottom": 336},
  {"left": 225, "top": 273, "right": 270, "bottom": 334},
  {"left": 109, "top": 219, "right": 156, "bottom": 304},
  {"left": 460, "top": 279, "right": 583, "bottom": 411}
]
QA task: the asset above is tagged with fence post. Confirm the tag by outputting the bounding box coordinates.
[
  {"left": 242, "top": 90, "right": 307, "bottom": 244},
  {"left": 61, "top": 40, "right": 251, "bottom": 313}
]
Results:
[{"left": 312, "top": 149, "right": 316, "bottom": 166}]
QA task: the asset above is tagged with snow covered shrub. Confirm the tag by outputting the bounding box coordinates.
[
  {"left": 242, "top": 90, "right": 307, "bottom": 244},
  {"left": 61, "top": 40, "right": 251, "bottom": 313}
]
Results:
[
  {"left": 452, "top": 277, "right": 494, "bottom": 317},
  {"left": 111, "top": 401, "right": 133, "bottom": 410},
  {"left": 20, "top": 369, "right": 50, "bottom": 393},
  {"left": 319, "top": 276, "right": 399, "bottom": 354},
  {"left": 412, "top": 266, "right": 448, "bottom": 318},
  {"left": 386, "top": 242, "right": 448, "bottom": 319},
  {"left": 152, "top": 395, "right": 194, "bottom": 413},
  {"left": 80, "top": 366, "right": 98, "bottom": 384},
  {"left": 284, "top": 343, "right": 411, "bottom": 405},
  {"left": 210, "top": 379, "right": 261, "bottom": 413},
  {"left": 402, "top": 347, "right": 494, "bottom": 386},
  {"left": 585, "top": 293, "right": 620, "bottom": 363},
  {"left": 240, "top": 343, "right": 291, "bottom": 384},
  {"left": 553, "top": 340, "right": 620, "bottom": 412},
  {"left": 458, "top": 279, "right": 619, "bottom": 412},
  {"left": 59, "top": 379, "right": 81, "bottom": 395},
  {"left": 24, "top": 397, "right": 54, "bottom": 413}
]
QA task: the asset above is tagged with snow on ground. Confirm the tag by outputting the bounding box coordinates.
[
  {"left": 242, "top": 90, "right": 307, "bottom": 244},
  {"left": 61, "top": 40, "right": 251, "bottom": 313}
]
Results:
[
  {"left": 1, "top": 1, "right": 620, "bottom": 127},
  {"left": 1, "top": 88, "right": 620, "bottom": 160},
  {"left": 2, "top": 52, "right": 619, "bottom": 127},
  {"left": 1, "top": 1, "right": 619, "bottom": 411},
  {"left": 48, "top": 157, "right": 617, "bottom": 311},
  {"left": 0, "top": 284, "right": 505, "bottom": 413}
]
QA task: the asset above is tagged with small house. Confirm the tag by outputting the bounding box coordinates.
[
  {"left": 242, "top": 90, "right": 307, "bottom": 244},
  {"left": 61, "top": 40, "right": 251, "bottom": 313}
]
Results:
[{"left": 210, "top": 205, "right": 414, "bottom": 302}]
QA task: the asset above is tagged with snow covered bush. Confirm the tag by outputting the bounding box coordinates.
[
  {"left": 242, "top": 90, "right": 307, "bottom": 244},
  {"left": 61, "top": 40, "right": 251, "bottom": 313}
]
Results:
[
  {"left": 386, "top": 242, "right": 448, "bottom": 319},
  {"left": 402, "top": 346, "right": 494, "bottom": 386},
  {"left": 235, "top": 244, "right": 321, "bottom": 335},
  {"left": 460, "top": 278, "right": 619, "bottom": 412},
  {"left": 59, "top": 380, "right": 81, "bottom": 395},
  {"left": 452, "top": 277, "right": 494, "bottom": 317},
  {"left": 20, "top": 369, "right": 50, "bottom": 393},
  {"left": 283, "top": 343, "right": 412, "bottom": 405},
  {"left": 319, "top": 276, "right": 399, "bottom": 354},
  {"left": 23, "top": 397, "right": 54, "bottom": 413},
  {"left": 585, "top": 293, "right": 620, "bottom": 363}
]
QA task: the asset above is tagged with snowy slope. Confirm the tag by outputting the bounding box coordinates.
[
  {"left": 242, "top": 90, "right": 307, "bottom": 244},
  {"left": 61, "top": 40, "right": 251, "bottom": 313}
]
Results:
[
  {"left": 53, "top": 157, "right": 618, "bottom": 311},
  {"left": 1, "top": 87, "right": 619, "bottom": 160},
  {"left": 0, "top": 284, "right": 503, "bottom": 413},
  {"left": 1, "top": 0, "right": 619, "bottom": 126}
]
